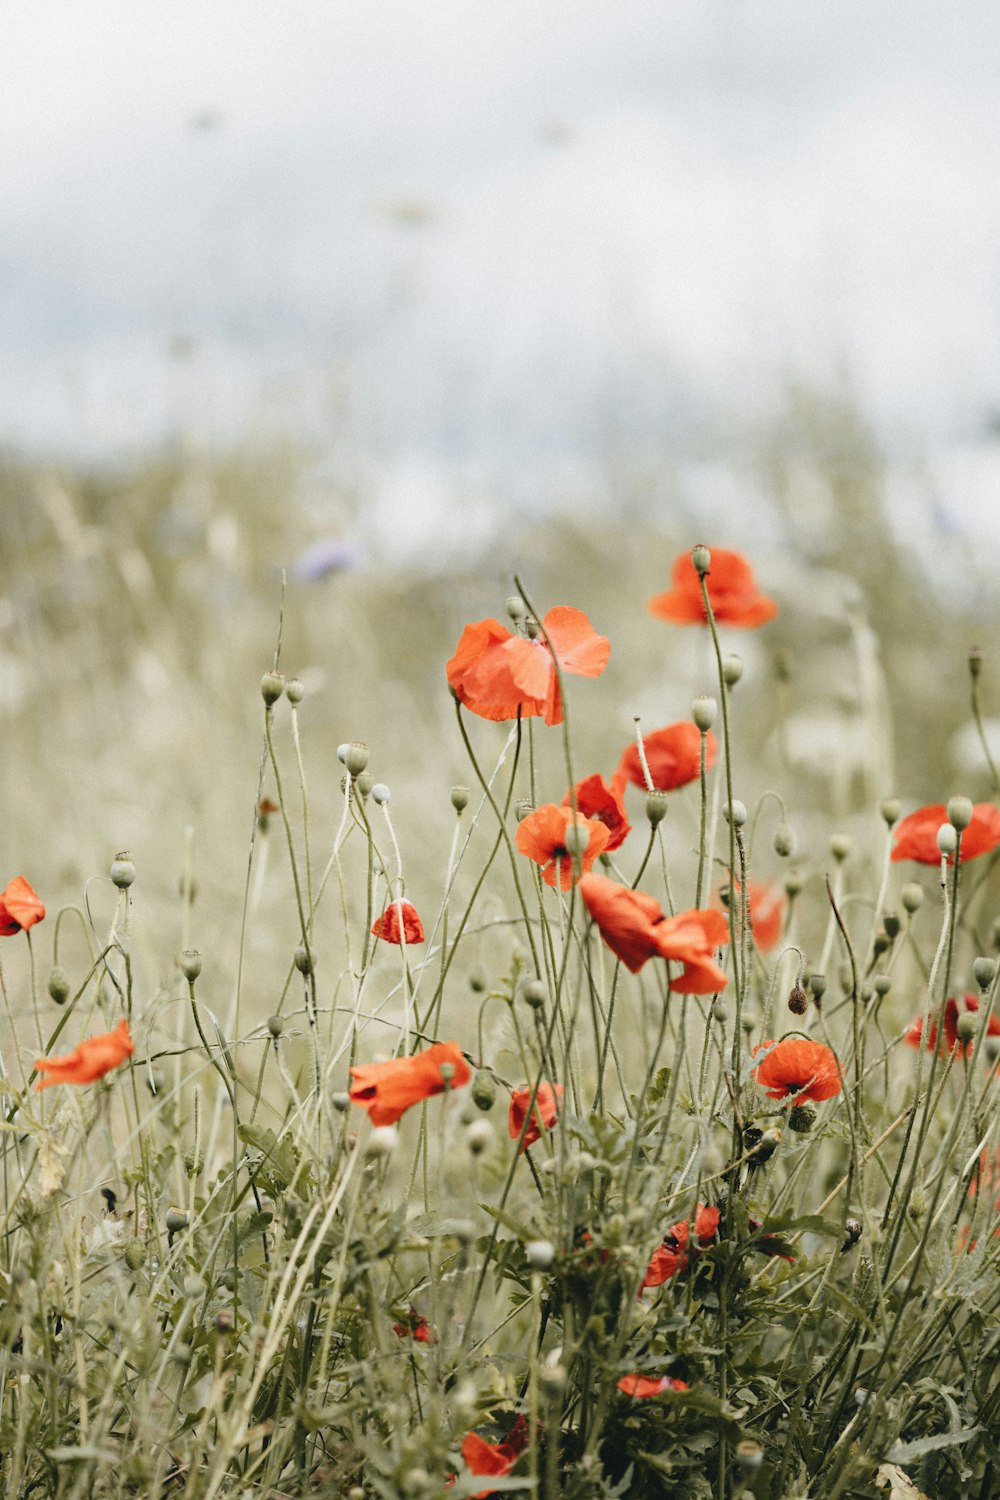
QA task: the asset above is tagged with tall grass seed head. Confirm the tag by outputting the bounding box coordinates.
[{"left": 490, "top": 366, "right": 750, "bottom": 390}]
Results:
[
  {"left": 260, "top": 670, "right": 284, "bottom": 705},
  {"left": 692, "top": 693, "right": 717, "bottom": 730},
  {"left": 110, "top": 852, "right": 135, "bottom": 888}
]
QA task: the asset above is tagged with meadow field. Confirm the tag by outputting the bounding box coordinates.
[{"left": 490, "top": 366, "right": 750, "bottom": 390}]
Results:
[{"left": 1, "top": 437, "right": 999, "bottom": 1499}]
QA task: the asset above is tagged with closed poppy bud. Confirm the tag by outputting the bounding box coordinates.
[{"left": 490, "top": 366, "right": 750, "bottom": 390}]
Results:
[
  {"left": 872, "top": 974, "right": 891, "bottom": 998},
  {"left": 471, "top": 1071, "right": 496, "bottom": 1110},
  {"left": 645, "top": 789, "right": 669, "bottom": 827},
  {"left": 523, "top": 980, "right": 547, "bottom": 1010},
  {"left": 468, "top": 965, "right": 488, "bottom": 993},
  {"left": 506, "top": 594, "right": 526, "bottom": 621},
  {"left": 955, "top": 1011, "right": 977, "bottom": 1043},
  {"left": 525, "top": 1239, "right": 555, "bottom": 1269},
  {"left": 371, "top": 783, "right": 391, "bottom": 805},
  {"left": 48, "top": 967, "right": 71, "bottom": 1005},
  {"left": 179, "top": 950, "right": 202, "bottom": 982},
  {"left": 342, "top": 742, "right": 369, "bottom": 778},
  {"left": 901, "top": 883, "right": 924, "bottom": 914},
  {"left": 948, "top": 796, "right": 974, "bottom": 831},
  {"left": 692, "top": 694, "right": 717, "bottom": 731},
  {"left": 872, "top": 929, "right": 890, "bottom": 957},
  {"left": 969, "top": 646, "right": 983, "bottom": 679},
  {"left": 294, "top": 944, "right": 314, "bottom": 974},
  {"left": 830, "top": 834, "right": 851, "bottom": 862},
  {"left": 784, "top": 870, "right": 803, "bottom": 897},
  {"left": 451, "top": 785, "right": 470, "bottom": 813},
  {"left": 724, "top": 799, "right": 747, "bottom": 828},
  {"left": 774, "top": 824, "right": 794, "bottom": 857},
  {"left": 973, "top": 956, "right": 996, "bottom": 990},
  {"left": 285, "top": 677, "right": 305, "bottom": 704},
  {"left": 110, "top": 853, "right": 135, "bottom": 889},
  {"left": 124, "top": 1239, "right": 147, "bottom": 1272},
  {"left": 260, "top": 671, "right": 284, "bottom": 706},
  {"left": 883, "top": 911, "right": 901, "bottom": 938},
  {"left": 722, "top": 654, "right": 743, "bottom": 686},
  {"left": 466, "top": 1120, "right": 494, "bottom": 1155},
  {"left": 808, "top": 973, "right": 827, "bottom": 1003},
  {"left": 937, "top": 823, "right": 958, "bottom": 856},
  {"left": 356, "top": 772, "right": 374, "bottom": 799},
  {"left": 267, "top": 1015, "right": 284, "bottom": 1038},
  {"left": 331, "top": 1090, "right": 350, "bottom": 1111},
  {"left": 880, "top": 798, "right": 901, "bottom": 826},
  {"left": 787, "top": 985, "right": 808, "bottom": 1016}
]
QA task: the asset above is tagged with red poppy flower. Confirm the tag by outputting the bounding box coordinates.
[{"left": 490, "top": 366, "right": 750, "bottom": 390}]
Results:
[
  {"left": 0, "top": 876, "right": 46, "bottom": 937},
  {"left": 371, "top": 899, "right": 425, "bottom": 944},
  {"left": 461, "top": 1417, "right": 529, "bottom": 1498},
  {"left": 349, "top": 1040, "right": 471, "bottom": 1126},
  {"left": 642, "top": 1203, "right": 720, "bottom": 1288},
  {"left": 446, "top": 606, "right": 610, "bottom": 726},
  {"left": 508, "top": 1082, "right": 563, "bottom": 1150},
  {"left": 579, "top": 874, "right": 729, "bottom": 989},
  {"left": 392, "top": 1309, "right": 435, "bottom": 1343},
  {"left": 34, "top": 1019, "right": 134, "bottom": 1091},
  {"left": 752, "top": 1038, "right": 842, "bottom": 1102},
  {"left": 891, "top": 803, "right": 1000, "bottom": 864},
  {"left": 648, "top": 547, "right": 778, "bottom": 629},
  {"left": 562, "top": 774, "right": 631, "bottom": 852},
  {"left": 515, "top": 804, "right": 610, "bottom": 889},
  {"left": 617, "top": 1373, "right": 689, "bottom": 1397},
  {"left": 614, "top": 722, "right": 716, "bottom": 794},
  {"left": 906, "top": 994, "right": 1000, "bottom": 1057}
]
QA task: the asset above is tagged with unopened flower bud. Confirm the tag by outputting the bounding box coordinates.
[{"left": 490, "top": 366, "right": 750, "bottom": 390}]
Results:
[
  {"left": 285, "top": 677, "right": 304, "bottom": 704},
  {"left": 124, "top": 1239, "right": 147, "bottom": 1272},
  {"left": 260, "top": 670, "right": 284, "bottom": 705},
  {"left": 841, "top": 1217, "right": 862, "bottom": 1253},
  {"left": 711, "top": 998, "right": 728, "bottom": 1024},
  {"left": 165, "top": 1207, "right": 189, "bottom": 1235},
  {"left": 830, "top": 833, "right": 851, "bottom": 862},
  {"left": 465, "top": 1120, "right": 494, "bottom": 1155},
  {"left": 724, "top": 799, "right": 747, "bottom": 828},
  {"left": 787, "top": 985, "right": 808, "bottom": 1016},
  {"left": 880, "top": 798, "right": 901, "bottom": 827},
  {"left": 471, "top": 1071, "right": 496, "bottom": 1111},
  {"left": 110, "top": 853, "right": 135, "bottom": 889},
  {"left": 563, "top": 821, "right": 590, "bottom": 858},
  {"left": 47, "top": 967, "right": 71, "bottom": 1005},
  {"left": 342, "top": 742, "right": 369, "bottom": 778},
  {"left": 872, "top": 929, "right": 890, "bottom": 957},
  {"left": 984, "top": 1035, "right": 1000, "bottom": 1061},
  {"left": 955, "top": 1011, "right": 977, "bottom": 1042},
  {"left": 366, "top": 1126, "right": 398, "bottom": 1157},
  {"left": 882, "top": 911, "right": 901, "bottom": 939},
  {"left": 214, "top": 1309, "right": 234, "bottom": 1333},
  {"left": 808, "top": 973, "right": 827, "bottom": 1004},
  {"left": 267, "top": 1014, "right": 284, "bottom": 1038},
  {"left": 784, "top": 870, "right": 803, "bottom": 897},
  {"left": 451, "top": 785, "right": 470, "bottom": 813},
  {"left": 468, "top": 965, "right": 488, "bottom": 993},
  {"left": 735, "top": 1441, "right": 763, "bottom": 1471},
  {"left": 179, "top": 950, "right": 202, "bottom": 982},
  {"left": 788, "top": 1103, "right": 816, "bottom": 1133},
  {"left": 331, "top": 1090, "right": 350, "bottom": 1111},
  {"left": 371, "top": 783, "right": 391, "bottom": 806},
  {"left": 525, "top": 1239, "right": 555, "bottom": 1270},
  {"left": 692, "top": 694, "right": 717, "bottom": 731},
  {"left": 936, "top": 823, "right": 957, "bottom": 856},
  {"left": 691, "top": 543, "right": 711, "bottom": 576},
  {"left": 294, "top": 944, "right": 314, "bottom": 975},
  {"left": 969, "top": 646, "right": 983, "bottom": 679},
  {"left": 973, "top": 956, "right": 996, "bottom": 990},
  {"left": 745, "top": 1126, "right": 781, "bottom": 1167},
  {"left": 645, "top": 789, "right": 669, "bottom": 827},
  {"left": 948, "top": 796, "right": 973, "bottom": 831},
  {"left": 506, "top": 595, "right": 526, "bottom": 622},
  {"left": 901, "top": 883, "right": 924, "bottom": 914},
  {"left": 523, "top": 979, "right": 547, "bottom": 1010},
  {"left": 515, "top": 798, "right": 534, "bottom": 822},
  {"left": 871, "top": 974, "right": 891, "bottom": 998},
  {"left": 774, "top": 824, "right": 795, "bottom": 857},
  {"left": 722, "top": 654, "right": 743, "bottom": 687},
  {"left": 356, "top": 772, "right": 374, "bottom": 799}
]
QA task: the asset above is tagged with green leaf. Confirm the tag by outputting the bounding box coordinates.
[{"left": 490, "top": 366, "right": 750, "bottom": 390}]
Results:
[{"left": 887, "top": 1426, "right": 981, "bottom": 1463}]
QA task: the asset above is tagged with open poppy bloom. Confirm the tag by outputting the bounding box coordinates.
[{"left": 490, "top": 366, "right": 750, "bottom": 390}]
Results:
[
  {"left": 562, "top": 774, "right": 631, "bottom": 852},
  {"left": 0, "top": 876, "right": 46, "bottom": 936},
  {"left": 515, "top": 804, "right": 610, "bottom": 889},
  {"left": 642, "top": 1203, "right": 720, "bottom": 1288},
  {"left": 891, "top": 803, "right": 1000, "bottom": 864},
  {"left": 371, "top": 899, "right": 425, "bottom": 944},
  {"left": 349, "top": 1040, "right": 471, "bottom": 1126},
  {"left": 446, "top": 606, "right": 610, "bottom": 726},
  {"left": 579, "top": 874, "right": 729, "bottom": 989},
  {"left": 617, "top": 1373, "right": 688, "bottom": 1397},
  {"left": 906, "top": 994, "right": 1000, "bottom": 1056},
  {"left": 648, "top": 547, "right": 778, "bottom": 629},
  {"left": 460, "top": 1416, "right": 529, "bottom": 1498},
  {"left": 392, "top": 1309, "right": 435, "bottom": 1343},
  {"left": 508, "top": 1082, "right": 563, "bottom": 1150},
  {"left": 752, "top": 1037, "right": 842, "bottom": 1102},
  {"left": 35, "top": 1018, "right": 134, "bottom": 1091},
  {"left": 614, "top": 721, "right": 716, "bottom": 794}
]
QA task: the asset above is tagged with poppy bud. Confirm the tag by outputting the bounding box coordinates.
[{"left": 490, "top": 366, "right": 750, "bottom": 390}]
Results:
[
  {"left": 830, "top": 833, "right": 851, "bottom": 862},
  {"left": 692, "top": 694, "right": 717, "bottom": 731},
  {"left": 371, "top": 783, "right": 391, "bottom": 806},
  {"left": 348, "top": 1489, "right": 366, "bottom": 1500},
  {"left": 973, "top": 956, "right": 996, "bottom": 990},
  {"left": 969, "top": 646, "right": 983, "bottom": 679},
  {"left": 724, "top": 799, "right": 747, "bottom": 828},
  {"left": 872, "top": 929, "right": 890, "bottom": 957},
  {"left": 871, "top": 974, "right": 891, "bottom": 998},
  {"left": 880, "top": 798, "right": 901, "bottom": 827},
  {"left": 984, "top": 1035, "right": 1000, "bottom": 1061},
  {"left": 506, "top": 594, "right": 526, "bottom": 621},
  {"left": 356, "top": 772, "right": 374, "bottom": 799},
  {"left": 711, "top": 999, "right": 728, "bottom": 1024},
  {"left": 774, "top": 824, "right": 794, "bottom": 857},
  {"left": 465, "top": 1120, "right": 494, "bottom": 1155},
  {"left": 285, "top": 677, "right": 304, "bottom": 704},
  {"left": 179, "top": 950, "right": 202, "bottom": 982},
  {"left": 124, "top": 1239, "right": 147, "bottom": 1272},
  {"left": 525, "top": 616, "right": 540, "bottom": 640},
  {"left": 47, "top": 967, "right": 71, "bottom": 1005},
  {"left": 841, "top": 1217, "right": 862, "bottom": 1252},
  {"left": 525, "top": 1239, "right": 555, "bottom": 1270},
  {"left": 471, "top": 1071, "right": 496, "bottom": 1111},
  {"left": 784, "top": 871, "right": 803, "bottom": 897},
  {"left": 948, "top": 795, "right": 974, "bottom": 831},
  {"left": 438, "top": 1062, "right": 455, "bottom": 1086},
  {"left": 645, "top": 789, "right": 669, "bottom": 827},
  {"left": 735, "top": 1442, "right": 763, "bottom": 1472},
  {"left": 808, "top": 973, "right": 827, "bottom": 1004},
  {"left": 366, "top": 1126, "right": 399, "bottom": 1156},
  {"left": 722, "top": 654, "right": 743, "bottom": 687},
  {"left": 267, "top": 1014, "right": 284, "bottom": 1038},
  {"left": 332, "top": 1091, "right": 350, "bottom": 1111},
  {"left": 214, "top": 1309, "right": 234, "bottom": 1333},
  {"left": 260, "top": 671, "right": 284, "bottom": 706},
  {"left": 901, "top": 883, "right": 924, "bottom": 914},
  {"left": 165, "top": 1207, "right": 189, "bottom": 1235},
  {"left": 451, "top": 785, "right": 470, "bottom": 813},
  {"left": 745, "top": 1126, "right": 780, "bottom": 1167},
  {"left": 788, "top": 1103, "right": 816, "bottom": 1133},
  {"left": 342, "top": 742, "right": 369, "bottom": 778},
  {"left": 883, "top": 911, "right": 901, "bottom": 939},
  {"left": 787, "top": 985, "right": 808, "bottom": 1016},
  {"left": 955, "top": 1011, "right": 977, "bottom": 1043},
  {"left": 515, "top": 798, "right": 534, "bottom": 822},
  {"left": 936, "top": 823, "right": 957, "bottom": 856},
  {"left": 563, "top": 821, "right": 590, "bottom": 859},
  {"left": 523, "top": 980, "right": 547, "bottom": 1010},
  {"left": 294, "top": 944, "right": 314, "bottom": 974},
  {"left": 468, "top": 965, "right": 488, "bottom": 993},
  {"left": 691, "top": 543, "right": 711, "bottom": 576},
  {"left": 110, "top": 853, "right": 135, "bottom": 889}
]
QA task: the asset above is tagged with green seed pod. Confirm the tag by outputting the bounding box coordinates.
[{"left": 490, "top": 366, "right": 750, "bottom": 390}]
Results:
[
  {"left": 110, "top": 852, "right": 135, "bottom": 889},
  {"left": 267, "top": 1014, "right": 284, "bottom": 1038},
  {"left": 880, "top": 798, "right": 901, "bottom": 827},
  {"left": 872, "top": 974, "right": 891, "bottom": 998},
  {"left": 722, "top": 654, "right": 743, "bottom": 687},
  {"left": 471, "top": 1071, "right": 496, "bottom": 1111},
  {"left": 808, "top": 973, "right": 827, "bottom": 1004},
  {"left": 645, "top": 789, "right": 669, "bottom": 827},
  {"left": 901, "top": 883, "right": 924, "bottom": 914},
  {"left": 506, "top": 595, "right": 526, "bottom": 622},
  {"left": 124, "top": 1239, "right": 147, "bottom": 1272},
  {"left": 784, "top": 870, "right": 803, "bottom": 897},
  {"left": 165, "top": 1207, "right": 189, "bottom": 1235},
  {"left": 947, "top": 795, "right": 973, "bottom": 831},
  {"left": 830, "top": 833, "right": 851, "bottom": 862},
  {"left": 260, "top": 670, "right": 284, "bottom": 706},
  {"left": 468, "top": 964, "right": 488, "bottom": 993},
  {"left": 973, "top": 956, "right": 996, "bottom": 990},
  {"left": 691, "top": 543, "right": 711, "bottom": 576},
  {"left": 450, "top": 785, "right": 470, "bottom": 813},
  {"left": 371, "top": 782, "right": 391, "bottom": 806},
  {"left": 294, "top": 944, "right": 314, "bottom": 975},
  {"left": 285, "top": 677, "right": 305, "bottom": 704},
  {"left": 937, "top": 823, "right": 958, "bottom": 857},
  {"left": 47, "top": 967, "right": 71, "bottom": 1005},
  {"left": 692, "top": 694, "right": 717, "bottom": 731},
  {"left": 179, "top": 949, "right": 202, "bottom": 982},
  {"left": 343, "top": 742, "right": 369, "bottom": 777},
  {"left": 724, "top": 799, "right": 748, "bottom": 828},
  {"left": 955, "top": 1011, "right": 977, "bottom": 1042},
  {"left": 523, "top": 980, "right": 547, "bottom": 1010},
  {"left": 882, "top": 911, "right": 901, "bottom": 939}
]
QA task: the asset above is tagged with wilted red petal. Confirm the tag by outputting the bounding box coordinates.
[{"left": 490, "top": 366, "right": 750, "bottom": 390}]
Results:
[{"left": 617, "top": 1373, "right": 687, "bottom": 1397}]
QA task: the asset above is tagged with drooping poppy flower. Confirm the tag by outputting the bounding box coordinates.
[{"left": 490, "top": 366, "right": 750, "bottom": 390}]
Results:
[
  {"left": 752, "top": 1038, "right": 842, "bottom": 1102},
  {"left": 562, "top": 774, "right": 631, "bottom": 852},
  {"left": 891, "top": 803, "right": 1000, "bottom": 864},
  {"left": 648, "top": 547, "right": 778, "bottom": 629},
  {"left": 349, "top": 1040, "right": 471, "bottom": 1126},
  {"left": 34, "top": 1019, "right": 134, "bottom": 1091},
  {"left": 578, "top": 874, "right": 730, "bottom": 989},
  {"left": 0, "top": 877, "right": 46, "bottom": 937},
  {"left": 508, "top": 1082, "right": 563, "bottom": 1150},
  {"left": 614, "top": 721, "right": 716, "bottom": 794},
  {"left": 617, "top": 1373, "right": 689, "bottom": 1397},
  {"left": 392, "top": 1308, "right": 435, "bottom": 1343},
  {"left": 515, "top": 804, "right": 610, "bottom": 889},
  {"left": 642, "top": 1203, "right": 720, "bottom": 1288},
  {"left": 371, "top": 899, "right": 425, "bottom": 944},
  {"left": 461, "top": 1416, "right": 529, "bottom": 1498},
  {"left": 446, "top": 606, "right": 610, "bottom": 727},
  {"left": 906, "top": 994, "right": 1000, "bottom": 1057}
]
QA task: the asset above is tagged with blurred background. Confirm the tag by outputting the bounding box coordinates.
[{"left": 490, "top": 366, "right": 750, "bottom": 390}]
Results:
[{"left": 4, "top": 0, "right": 1000, "bottom": 1013}]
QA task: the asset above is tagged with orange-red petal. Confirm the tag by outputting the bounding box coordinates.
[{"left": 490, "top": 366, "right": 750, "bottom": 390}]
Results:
[
  {"left": 752, "top": 1037, "right": 841, "bottom": 1101},
  {"left": 35, "top": 1019, "right": 134, "bottom": 1090},
  {"left": 349, "top": 1041, "right": 471, "bottom": 1126},
  {"left": 371, "top": 899, "right": 425, "bottom": 944},
  {"left": 615, "top": 722, "right": 716, "bottom": 792},
  {"left": 563, "top": 774, "right": 631, "bottom": 853},
  {"left": 648, "top": 548, "right": 778, "bottom": 629},
  {"left": 891, "top": 803, "right": 1000, "bottom": 864},
  {"left": 508, "top": 1082, "right": 562, "bottom": 1150},
  {"left": 515, "top": 804, "right": 610, "bottom": 888},
  {"left": 0, "top": 876, "right": 46, "bottom": 936}
]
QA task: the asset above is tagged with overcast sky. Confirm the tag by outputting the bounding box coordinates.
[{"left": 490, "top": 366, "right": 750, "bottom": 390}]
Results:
[{"left": 4, "top": 1, "right": 1000, "bottom": 481}]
